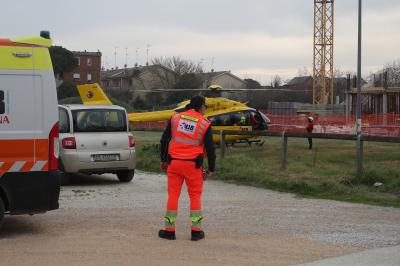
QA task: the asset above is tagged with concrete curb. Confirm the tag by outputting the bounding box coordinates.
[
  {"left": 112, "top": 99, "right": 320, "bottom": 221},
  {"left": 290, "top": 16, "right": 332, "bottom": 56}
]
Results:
[{"left": 299, "top": 245, "right": 400, "bottom": 266}]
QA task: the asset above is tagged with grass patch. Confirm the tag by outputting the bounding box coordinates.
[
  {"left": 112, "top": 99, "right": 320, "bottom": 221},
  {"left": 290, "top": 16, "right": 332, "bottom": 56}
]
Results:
[{"left": 133, "top": 131, "right": 400, "bottom": 208}]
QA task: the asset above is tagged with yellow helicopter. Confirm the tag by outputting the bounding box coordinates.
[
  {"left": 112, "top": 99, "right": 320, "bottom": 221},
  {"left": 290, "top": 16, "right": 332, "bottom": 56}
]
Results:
[{"left": 77, "top": 83, "right": 271, "bottom": 145}]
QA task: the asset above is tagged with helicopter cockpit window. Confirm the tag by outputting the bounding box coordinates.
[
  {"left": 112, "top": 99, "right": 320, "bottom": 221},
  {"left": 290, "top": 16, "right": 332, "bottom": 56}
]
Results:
[
  {"left": 250, "top": 111, "right": 265, "bottom": 130},
  {"left": 209, "top": 112, "right": 254, "bottom": 127},
  {"left": 233, "top": 112, "right": 250, "bottom": 126},
  {"left": 208, "top": 114, "right": 229, "bottom": 126},
  {"left": 208, "top": 115, "right": 220, "bottom": 126}
]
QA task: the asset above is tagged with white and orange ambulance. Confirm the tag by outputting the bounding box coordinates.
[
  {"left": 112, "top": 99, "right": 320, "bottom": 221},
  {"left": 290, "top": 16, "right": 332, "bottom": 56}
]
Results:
[{"left": 0, "top": 31, "right": 60, "bottom": 225}]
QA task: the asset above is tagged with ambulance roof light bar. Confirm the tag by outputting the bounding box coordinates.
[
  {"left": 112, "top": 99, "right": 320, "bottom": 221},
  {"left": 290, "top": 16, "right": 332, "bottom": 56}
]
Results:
[{"left": 40, "top": 30, "right": 50, "bottom": 39}]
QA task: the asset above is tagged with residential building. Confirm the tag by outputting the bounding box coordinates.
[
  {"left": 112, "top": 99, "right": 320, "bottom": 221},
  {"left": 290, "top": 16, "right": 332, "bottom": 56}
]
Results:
[
  {"left": 196, "top": 71, "right": 247, "bottom": 101},
  {"left": 63, "top": 51, "right": 102, "bottom": 85},
  {"left": 287, "top": 76, "right": 313, "bottom": 88},
  {"left": 197, "top": 71, "right": 246, "bottom": 90},
  {"left": 101, "top": 64, "right": 176, "bottom": 103}
]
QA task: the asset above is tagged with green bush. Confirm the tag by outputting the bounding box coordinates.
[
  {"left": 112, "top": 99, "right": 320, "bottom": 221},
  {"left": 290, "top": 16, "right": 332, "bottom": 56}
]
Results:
[{"left": 59, "top": 97, "right": 82, "bottom": 104}]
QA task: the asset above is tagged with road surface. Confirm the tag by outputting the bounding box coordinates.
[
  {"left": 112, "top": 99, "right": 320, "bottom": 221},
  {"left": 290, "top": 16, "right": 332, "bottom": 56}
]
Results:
[{"left": 1, "top": 171, "right": 399, "bottom": 265}]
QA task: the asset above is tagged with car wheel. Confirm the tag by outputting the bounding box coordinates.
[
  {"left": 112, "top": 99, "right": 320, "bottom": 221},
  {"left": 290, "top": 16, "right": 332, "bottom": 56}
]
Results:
[
  {"left": 58, "top": 159, "right": 72, "bottom": 185},
  {"left": 0, "top": 197, "right": 5, "bottom": 227},
  {"left": 58, "top": 158, "right": 66, "bottom": 172},
  {"left": 117, "top": 170, "right": 135, "bottom": 182}
]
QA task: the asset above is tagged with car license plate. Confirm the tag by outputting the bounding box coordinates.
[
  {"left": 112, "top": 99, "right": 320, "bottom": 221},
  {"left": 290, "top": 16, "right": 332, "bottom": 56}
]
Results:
[{"left": 92, "top": 154, "right": 120, "bottom": 162}]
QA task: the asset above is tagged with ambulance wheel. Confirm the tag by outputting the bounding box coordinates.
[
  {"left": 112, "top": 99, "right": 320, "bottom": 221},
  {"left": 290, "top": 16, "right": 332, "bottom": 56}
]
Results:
[
  {"left": 60, "top": 172, "right": 72, "bottom": 185},
  {"left": 0, "top": 197, "right": 5, "bottom": 227},
  {"left": 117, "top": 170, "right": 135, "bottom": 182}
]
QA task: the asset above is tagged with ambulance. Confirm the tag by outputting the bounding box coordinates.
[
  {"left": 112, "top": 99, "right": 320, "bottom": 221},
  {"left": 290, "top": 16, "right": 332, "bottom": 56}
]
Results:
[{"left": 0, "top": 31, "right": 60, "bottom": 226}]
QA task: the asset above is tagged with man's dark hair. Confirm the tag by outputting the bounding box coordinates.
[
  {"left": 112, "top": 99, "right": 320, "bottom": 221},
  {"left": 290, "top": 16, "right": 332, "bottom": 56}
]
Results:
[{"left": 187, "top": 95, "right": 206, "bottom": 110}]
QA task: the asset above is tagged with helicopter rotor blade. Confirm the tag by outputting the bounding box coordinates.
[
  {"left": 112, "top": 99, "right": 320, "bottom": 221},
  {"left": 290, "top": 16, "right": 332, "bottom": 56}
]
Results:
[{"left": 126, "top": 88, "right": 311, "bottom": 92}]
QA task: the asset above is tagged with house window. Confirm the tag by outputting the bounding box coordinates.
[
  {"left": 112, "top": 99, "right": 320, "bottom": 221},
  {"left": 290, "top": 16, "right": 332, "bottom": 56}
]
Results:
[
  {"left": 73, "top": 73, "right": 80, "bottom": 81},
  {"left": 87, "top": 58, "right": 92, "bottom": 66},
  {"left": 76, "top": 57, "right": 80, "bottom": 66},
  {"left": 87, "top": 73, "right": 92, "bottom": 83}
]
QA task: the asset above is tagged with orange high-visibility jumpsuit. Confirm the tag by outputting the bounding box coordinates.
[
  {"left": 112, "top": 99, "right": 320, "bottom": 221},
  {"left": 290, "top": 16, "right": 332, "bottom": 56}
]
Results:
[{"left": 163, "top": 109, "right": 211, "bottom": 232}]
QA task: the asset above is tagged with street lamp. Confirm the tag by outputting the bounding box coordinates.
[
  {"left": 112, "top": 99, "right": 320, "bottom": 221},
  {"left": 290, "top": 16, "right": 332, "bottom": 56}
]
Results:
[{"left": 356, "top": 0, "right": 363, "bottom": 175}]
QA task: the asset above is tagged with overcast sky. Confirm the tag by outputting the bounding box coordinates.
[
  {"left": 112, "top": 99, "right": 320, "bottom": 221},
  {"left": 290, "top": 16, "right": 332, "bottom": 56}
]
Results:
[{"left": 2, "top": 0, "right": 399, "bottom": 85}]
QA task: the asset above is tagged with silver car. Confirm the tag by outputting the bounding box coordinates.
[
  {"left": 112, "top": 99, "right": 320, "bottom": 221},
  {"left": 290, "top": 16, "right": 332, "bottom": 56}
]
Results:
[{"left": 58, "top": 104, "right": 136, "bottom": 182}]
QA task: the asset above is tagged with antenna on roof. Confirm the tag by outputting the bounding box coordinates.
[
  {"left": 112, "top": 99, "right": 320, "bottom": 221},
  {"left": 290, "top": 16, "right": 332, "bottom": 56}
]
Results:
[
  {"left": 146, "top": 44, "right": 151, "bottom": 66},
  {"left": 199, "top": 57, "right": 204, "bottom": 72},
  {"left": 135, "top": 47, "right": 139, "bottom": 67},
  {"left": 211, "top": 57, "right": 215, "bottom": 72},
  {"left": 114, "top": 46, "right": 119, "bottom": 68},
  {"left": 125, "top": 47, "right": 128, "bottom": 68}
]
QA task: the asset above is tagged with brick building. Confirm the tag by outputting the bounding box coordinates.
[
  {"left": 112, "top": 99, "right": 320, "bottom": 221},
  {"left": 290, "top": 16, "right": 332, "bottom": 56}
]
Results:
[{"left": 63, "top": 51, "right": 102, "bottom": 85}]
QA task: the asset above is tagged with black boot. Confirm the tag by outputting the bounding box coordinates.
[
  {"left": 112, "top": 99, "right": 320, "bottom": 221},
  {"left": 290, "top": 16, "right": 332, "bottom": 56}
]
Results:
[
  {"left": 191, "top": 230, "right": 205, "bottom": 241},
  {"left": 159, "top": 230, "right": 176, "bottom": 240}
]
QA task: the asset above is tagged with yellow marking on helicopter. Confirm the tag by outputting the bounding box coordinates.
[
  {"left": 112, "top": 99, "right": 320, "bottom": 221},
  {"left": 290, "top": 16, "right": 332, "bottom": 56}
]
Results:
[
  {"left": 76, "top": 83, "right": 270, "bottom": 144},
  {"left": 77, "top": 83, "right": 113, "bottom": 105}
]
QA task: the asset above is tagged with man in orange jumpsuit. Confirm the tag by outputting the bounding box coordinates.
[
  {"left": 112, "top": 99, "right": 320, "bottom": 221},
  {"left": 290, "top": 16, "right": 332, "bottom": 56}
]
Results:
[{"left": 159, "top": 95, "right": 216, "bottom": 241}]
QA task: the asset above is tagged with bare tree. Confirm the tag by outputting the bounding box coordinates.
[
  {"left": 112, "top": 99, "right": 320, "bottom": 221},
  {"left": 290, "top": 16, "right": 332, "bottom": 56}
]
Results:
[
  {"left": 271, "top": 75, "right": 282, "bottom": 87},
  {"left": 333, "top": 67, "right": 345, "bottom": 78},
  {"left": 152, "top": 56, "right": 204, "bottom": 76},
  {"left": 369, "top": 59, "right": 400, "bottom": 87},
  {"left": 297, "top": 66, "right": 310, "bottom": 77},
  {"left": 384, "top": 60, "right": 400, "bottom": 87}
]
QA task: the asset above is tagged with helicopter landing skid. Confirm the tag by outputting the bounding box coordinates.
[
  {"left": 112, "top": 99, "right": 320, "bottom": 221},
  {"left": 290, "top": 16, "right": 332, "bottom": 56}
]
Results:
[{"left": 231, "top": 139, "right": 265, "bottom": 147}]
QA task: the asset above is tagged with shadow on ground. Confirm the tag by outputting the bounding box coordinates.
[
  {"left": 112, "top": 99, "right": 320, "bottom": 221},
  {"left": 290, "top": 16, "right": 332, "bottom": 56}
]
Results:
[
  {"left": 0, "top": 217, "right": 43, "bottom": 238},
  {"left": 60, "top": 173, "right": 121, "bottom": 187}
]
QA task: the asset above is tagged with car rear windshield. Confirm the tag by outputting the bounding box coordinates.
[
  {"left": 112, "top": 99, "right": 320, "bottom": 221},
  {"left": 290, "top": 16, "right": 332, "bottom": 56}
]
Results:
[{"left": 72, "top": 109, "right": 127, "bottom": 132}]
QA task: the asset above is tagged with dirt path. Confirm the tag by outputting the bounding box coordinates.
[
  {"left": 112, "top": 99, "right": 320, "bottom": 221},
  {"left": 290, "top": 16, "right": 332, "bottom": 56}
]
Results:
[{"left": 1, "top": 171, "right": 399, "bottom": 266}]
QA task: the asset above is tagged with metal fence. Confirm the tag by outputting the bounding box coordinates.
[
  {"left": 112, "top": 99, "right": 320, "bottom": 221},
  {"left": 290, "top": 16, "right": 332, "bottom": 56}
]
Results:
[
  {"left": 216, "top": 130, "right": 400, "bottom": 173},
  {"left": 132, "top": 113, "right": 400, "bottom": 137}
]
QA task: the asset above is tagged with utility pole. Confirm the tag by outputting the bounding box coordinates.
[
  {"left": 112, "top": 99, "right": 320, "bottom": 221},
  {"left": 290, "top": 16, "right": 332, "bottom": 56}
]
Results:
[
  {"left": 114, "top": 46, "right": 119, "bottom": 69},
  {"left": 356, "top": 0, "right": 363, "bottom": 175},
  {"left": 146, "top": 44, "right": 151, "bottom": 66}
]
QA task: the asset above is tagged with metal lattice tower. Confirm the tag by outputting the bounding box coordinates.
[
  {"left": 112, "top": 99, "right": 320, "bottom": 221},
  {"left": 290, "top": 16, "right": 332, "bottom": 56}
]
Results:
[{"left": 313, "top": 0, "right": 335, "bottom": 104}]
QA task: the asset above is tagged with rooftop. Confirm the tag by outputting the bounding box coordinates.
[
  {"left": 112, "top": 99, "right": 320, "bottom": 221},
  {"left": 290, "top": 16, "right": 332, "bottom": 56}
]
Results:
[{"left": 73, "top": 50, "right": 102, "bottom": 56}]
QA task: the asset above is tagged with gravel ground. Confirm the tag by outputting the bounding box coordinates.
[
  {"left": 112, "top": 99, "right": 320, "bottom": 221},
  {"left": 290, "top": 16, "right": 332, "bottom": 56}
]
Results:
[{"left": 1, "top": 171, "right": 400, "bottom": 266}]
